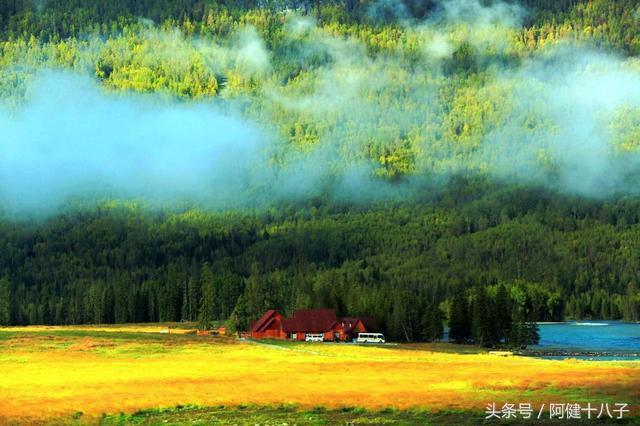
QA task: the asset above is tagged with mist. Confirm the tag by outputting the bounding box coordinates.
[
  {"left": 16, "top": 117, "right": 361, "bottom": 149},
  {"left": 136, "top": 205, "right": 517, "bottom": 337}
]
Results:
[
  {"left": 481, "top": 47, "right": 640, "bottom": 196},
  {"left": 0, "top": 71, "right": 411, "bottom": 217},
  {"left": 2, "top": 0, "right": 640, "bottom": 217},
  {"left": 0, "top": 72, "right": 274, "bottom": 215}
]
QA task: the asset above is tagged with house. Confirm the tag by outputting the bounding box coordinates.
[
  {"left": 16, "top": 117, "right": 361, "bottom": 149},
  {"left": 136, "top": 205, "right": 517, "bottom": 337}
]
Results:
[
  {"left": 282, "top": 309, "right": 345, "bottom": 341},
  {"left": 250, "top": 309, "right": 377, "bottom": 342},
  {"left": 250, "top": 309, "right": 287, "bottom": 340},
  {"left": 340, "top": 316, "right": 378, "bottom": 341}
]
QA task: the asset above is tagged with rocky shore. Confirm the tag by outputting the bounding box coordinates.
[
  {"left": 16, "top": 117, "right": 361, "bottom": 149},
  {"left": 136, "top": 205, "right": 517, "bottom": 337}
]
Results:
[{"left": 520, "top": 349, "right": 640, "bottom": 359}]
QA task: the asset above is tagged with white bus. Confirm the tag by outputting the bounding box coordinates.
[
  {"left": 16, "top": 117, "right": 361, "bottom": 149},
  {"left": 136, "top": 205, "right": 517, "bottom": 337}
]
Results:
[
  {"left": 355, "top": 333, "right": 385, "bottom": 343},
  {"left": 305, "top": 333, "right": 324, "bottom": 342}
]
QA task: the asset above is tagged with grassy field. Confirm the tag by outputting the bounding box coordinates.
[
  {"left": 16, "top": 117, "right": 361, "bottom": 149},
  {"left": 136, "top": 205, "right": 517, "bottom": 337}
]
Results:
[{"left": 0, "top": 325, "right": 638, "bottom": 424}]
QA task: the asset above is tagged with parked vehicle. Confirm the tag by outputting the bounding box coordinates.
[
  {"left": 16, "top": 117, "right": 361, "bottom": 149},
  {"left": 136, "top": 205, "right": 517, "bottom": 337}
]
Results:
[
  {"left": 355, "top": 333, "right": 385, "bottom": 343},
  {"left": 305, "top": 333, "right": 324, "bottom": 342}
]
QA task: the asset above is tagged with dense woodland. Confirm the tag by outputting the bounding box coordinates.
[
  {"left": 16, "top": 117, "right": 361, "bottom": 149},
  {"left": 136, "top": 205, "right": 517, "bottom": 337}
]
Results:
[
  {"left": 1, "top": 181, "right": 639, "bottom": 343},
  {"left": 0, "top": 0, "right": 640, "bottom": 345}
]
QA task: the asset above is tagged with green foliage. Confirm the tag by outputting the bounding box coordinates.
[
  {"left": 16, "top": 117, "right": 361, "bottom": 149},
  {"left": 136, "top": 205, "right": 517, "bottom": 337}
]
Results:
[
  {"left": 1, "top": 0, "right": 638, "bottom": 179},
  {"left": 198, "top": 263, "right": 215, "bottom": 329},
  {"left": 1, "top": 1, "right": 640, "bottom": 345},
  {"left": 449, "top": 282, "right": 541, "bottom": 348},
  {"left": 471, "top": 286, "right": 494, "bottom": 347},
  {"left": 421, "top": 302, "right": 444, "bottom": 342},
  {"left": 509, "top": 306, "right": 541, "bottom": 349},
  {"left": 229, "top": 294, "right": 248, "bottom": 333},
  {"left": 494, "top": 284, "right": 512, "bottom": 341},
  {"left": 0, "top": 277, "right": 11, "bottom": 325},
  {"left": 1, "top": 182, "right": 640, "bottom": 343},
  {"left": 448, "top": 287, "right": 472, "bottom": 344}
]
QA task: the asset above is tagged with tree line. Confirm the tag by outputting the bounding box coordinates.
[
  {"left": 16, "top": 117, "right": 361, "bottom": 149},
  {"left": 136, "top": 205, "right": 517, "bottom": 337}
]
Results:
[
  {"left": 1, "top": 181, "right": 639, "bottom": 344},
  {"left": 0, "top": 0, "right": 640, "bottom": 347},
  {"left": 447, "top": 284, "right": 540, "bottom": 348}
]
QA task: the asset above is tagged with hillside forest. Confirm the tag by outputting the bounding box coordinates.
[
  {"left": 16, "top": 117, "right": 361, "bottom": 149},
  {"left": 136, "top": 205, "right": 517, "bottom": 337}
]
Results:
[{"left": 1, "top": 0, "right": 640, "bottom": 346}]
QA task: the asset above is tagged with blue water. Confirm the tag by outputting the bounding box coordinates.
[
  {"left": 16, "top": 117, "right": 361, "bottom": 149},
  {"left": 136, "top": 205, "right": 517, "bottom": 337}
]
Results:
[{"left": 532, "top": 321, "right": 640, "bottom": 359}]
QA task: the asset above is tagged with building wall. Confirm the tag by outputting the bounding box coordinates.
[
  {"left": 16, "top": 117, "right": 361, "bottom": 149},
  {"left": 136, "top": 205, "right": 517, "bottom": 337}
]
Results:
[
  {"left": 251, "top": 312, "right": 287, "bottom": 339},
  {"left": 251, "top": 328, "right": 287, "bottom": 339},
  {"left": 292, "top": 329, "right": 345, "bottom": 341},
  {"left": 324, "top": 324, "right": 346, "bottom": 341},
  {"left": 252, "top": 311, "right": 363, "bottom": 342},
  {"left": 348, "top": 321, "right": 367, "bottom": 339}
]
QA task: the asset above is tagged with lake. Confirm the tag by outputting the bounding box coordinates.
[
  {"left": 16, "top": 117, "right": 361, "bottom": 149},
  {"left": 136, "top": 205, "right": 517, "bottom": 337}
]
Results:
[{"left": 532, "top": 321, "right": 640, "bottom": 360}]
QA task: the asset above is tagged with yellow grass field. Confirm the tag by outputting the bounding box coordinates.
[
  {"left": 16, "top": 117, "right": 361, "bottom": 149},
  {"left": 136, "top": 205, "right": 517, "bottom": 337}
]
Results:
[{"left": 0, "top": 325, "right": 638, "bottom": 423}]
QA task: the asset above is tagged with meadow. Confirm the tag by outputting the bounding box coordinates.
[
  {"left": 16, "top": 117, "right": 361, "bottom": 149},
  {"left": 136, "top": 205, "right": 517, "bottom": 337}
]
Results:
[{"left": 0, "top": 325, "right": 638, "bottom": 424}]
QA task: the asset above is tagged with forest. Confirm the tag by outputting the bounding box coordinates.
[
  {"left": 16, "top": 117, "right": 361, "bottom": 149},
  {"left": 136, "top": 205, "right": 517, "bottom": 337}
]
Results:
[{"left": 0, "top": 0, "right": 639, "bottom": 344}]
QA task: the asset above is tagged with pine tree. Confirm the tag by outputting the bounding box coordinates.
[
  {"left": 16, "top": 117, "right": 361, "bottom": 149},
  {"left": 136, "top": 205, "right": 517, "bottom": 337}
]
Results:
[
  {"left": 422, "top": 302, "right": 444, "bottom": 342},
  {"left": 526, "top": 321, "right": 540, "bottom": 346},
  {"left": 494, "top": 284, "right": 512, "bottom": 343},
  {"left": 448, "top": 288, "right": 471, "bottom": 343},
  {"left": 198, "top": 263, "right": 215, "bottom": 330},
  {"left": 509, "top": 307, "right": 527, "bottom": 348},
  {"left": 181, "top": 280, "right": 189, "bottom": 322},
  {"left": 229, "top": 294, "right": 248, "bottom": 333},
  {"left": 390, "top": 290, "right": 410, "bottom": 342},
  {"left": 187, "top": 276, "right": 199, "bottom": 322},
  {"left": 0, "top": 277, "right": 11, "bottom": 326},
  {"left": 623, "top": 283, "right": 639, "bottom": 322},
  {"left": 472, "top": 285, "right": 495, "bottom": 347},
  {"left": 509, "top": 305, "right": 540, "bottom": 349}
]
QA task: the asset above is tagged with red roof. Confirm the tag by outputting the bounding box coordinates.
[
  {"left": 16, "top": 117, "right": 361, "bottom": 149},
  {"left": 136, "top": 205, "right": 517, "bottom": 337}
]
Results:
[
  {"left": 358, "top": 316, "right": 377, "bottom": 331},
  {"left": 251, "top": 309, "right": 279, "bottom": 332},
  {"left": 341, "top": 316, "right": 377, "bottom": 333},
  {"left": 340, "top": 317, "right": 362, "bottom": 334},
  {"left": 281, "top": 309, "right": 339, "bottom": 333}
]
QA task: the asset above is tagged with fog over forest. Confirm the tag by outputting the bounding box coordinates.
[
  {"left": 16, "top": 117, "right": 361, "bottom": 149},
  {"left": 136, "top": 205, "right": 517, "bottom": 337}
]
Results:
[
  {"left": 1, "top": 0, "right": 640, "bottom": 216},
  {"left": 0, "top": 0, "right": 639, "bottom": 339}
]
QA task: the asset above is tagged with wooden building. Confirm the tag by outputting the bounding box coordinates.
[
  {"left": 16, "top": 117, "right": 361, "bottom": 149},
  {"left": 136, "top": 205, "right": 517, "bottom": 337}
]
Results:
[
  {"left": 341, "top": 316, "right": 378, "bottom": 340},
  {"left": 282, "top": 309, "right": 345, "bottom": 341},
  {"left": 250, "top": 309, "right": 287, "bottom": 339},
  {"left": 250, "top": 309, "right": 376, "bottom": 342}
]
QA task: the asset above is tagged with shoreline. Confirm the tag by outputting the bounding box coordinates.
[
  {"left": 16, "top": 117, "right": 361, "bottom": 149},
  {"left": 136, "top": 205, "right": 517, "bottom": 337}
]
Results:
[{"left": 521, "top": 349, "right": 640, "bottom": 359}]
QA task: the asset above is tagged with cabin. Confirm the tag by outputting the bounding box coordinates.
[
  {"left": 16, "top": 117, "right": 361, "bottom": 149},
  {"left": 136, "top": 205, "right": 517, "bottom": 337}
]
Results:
[
  {"left": 282, "top": 309, "right": 345, "bottom": 341},
  {"left": 250, "top": 309, "right": 377, "bottom": 342},
  {"left": 340, "top": 316, "right": 378, "bottom": 341},
  {"left": 250, "top": 309, "right": 287, "bottom": 340}
]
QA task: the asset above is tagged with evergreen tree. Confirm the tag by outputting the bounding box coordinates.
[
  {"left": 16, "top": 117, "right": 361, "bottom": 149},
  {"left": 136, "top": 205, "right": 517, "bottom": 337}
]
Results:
[
  {"left": 509, "top": 305, "right": 540, "bottom": 349},
  {"left": 472, "top": 286, "right": 495, "bottom": 347},
  {"left": 421, "top": 302, "right": 444, "bottom": 342},
  {"left": 526, "top": 321, "right": 540, "bottom": 346},
  {"left": 181, "top": 280, "right": 189, "bottom": 322},
  {"left": 198, "top": 263, "right": 215, "bottom": 330},
  {"left": 187, "top": 276, "right": 199, "bottom": 322},
  {"left": 509, "top": 309, "right": 526, "bottom": 348},
  {"left": 494, "top": 284, "right": 512, "bottom": 343},
  {"left": 389, "top": 286, "right": 420, "bottom": 342},
  {"left": 448, "top": 288, "right": 471, "bottom": 343},
  {"left": 623, "top": 283, "right": 639, "bottom": 322},
  {"left": 229, "top": 294, "right": 248, "bottom": 333},
  {"left": 0, "top": 277, "right": 11, "bottom": 325}
]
